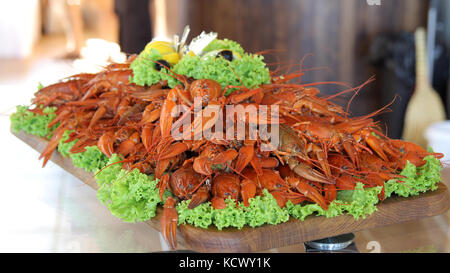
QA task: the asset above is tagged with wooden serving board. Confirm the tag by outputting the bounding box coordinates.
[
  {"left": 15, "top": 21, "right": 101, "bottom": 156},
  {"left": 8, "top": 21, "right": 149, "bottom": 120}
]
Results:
[{"left": 13, "top": 130, "right": 450, "bottom": 253}]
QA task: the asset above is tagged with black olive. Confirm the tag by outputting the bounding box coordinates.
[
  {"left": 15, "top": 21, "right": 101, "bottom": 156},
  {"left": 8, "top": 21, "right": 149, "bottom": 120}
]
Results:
[
  {"left": 154, "top": 59, "right": 170, "bottom": 71},
  {"left": 217, "top": 50, "right": 233, "bottom": 61}
]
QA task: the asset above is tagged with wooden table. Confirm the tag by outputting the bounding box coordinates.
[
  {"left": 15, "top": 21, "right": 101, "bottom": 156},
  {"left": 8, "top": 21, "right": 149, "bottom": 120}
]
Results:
[{"left": 13, "top": 130, "right": 450, "bottom": 253}]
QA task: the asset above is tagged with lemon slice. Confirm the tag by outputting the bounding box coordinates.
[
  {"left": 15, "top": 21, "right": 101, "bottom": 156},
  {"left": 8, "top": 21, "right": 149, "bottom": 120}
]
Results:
[
  {"left": 144, "top": 41, "right": 175, "bottom": 55},
  {"left": 162, "top": 52, "right": 181, "bottom": 66}
]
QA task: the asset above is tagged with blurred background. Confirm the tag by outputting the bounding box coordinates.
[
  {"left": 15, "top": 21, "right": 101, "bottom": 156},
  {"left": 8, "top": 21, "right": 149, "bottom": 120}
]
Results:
[
  {"left": 0, "top": 0, "right": 450, "bottom": 253},
  {"left": 2, "top": 0, "right": 450, "bottom": 137}
]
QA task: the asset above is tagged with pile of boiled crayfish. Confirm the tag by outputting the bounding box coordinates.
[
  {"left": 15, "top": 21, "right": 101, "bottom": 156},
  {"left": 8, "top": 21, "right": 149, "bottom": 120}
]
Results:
[{"left": 30, "top": 55, "right": 442, "bottom": 249}]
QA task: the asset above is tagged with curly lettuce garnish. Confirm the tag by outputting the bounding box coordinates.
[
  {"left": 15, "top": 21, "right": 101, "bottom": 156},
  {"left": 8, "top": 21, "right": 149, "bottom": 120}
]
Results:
[
  {"left": 177, "top": 200, "right": 214, "bottom": 229},
  {"left": 334, "top": 183, "right": 382, "bottom": 219},
  {"left": 95, "top": 154, "right": 173, "bottom": 223},
  {"left": 177, "top": 189, "right": 289, "bottom": 229},
  {"left": 287, "top": 183, "right": 382, "bottom": 221},
  {"left": 10, "top": 105, "right": 58, "bottom": 139},
  {"left": 129, "top": 38, "right": 271, "bottom": 94},
  {"left": 385, "top": 155, "right": 442, "bottom": 198},
  {"left": 95, "top": 154, "right": 123, "bottom": 204},
  {"left": 57, "top": 130, "right": 76, "bottom": 157},
  {"left": 212, "top": 198, "right": 246, "bottom": 230},
  {"left": 203, "top": 39, "right": 245, "bottom": 55},
  {"left": 58, "top": 130, "right": 108, "bottom": 173},
  {"left": 244, "top": 189, "right": 290, "bottom": 227},
  {"left": 166, "top": 53, "right": 271, "bottom": 94},
  {"left": 129, "top": 48, "right": 172, "bottom": 87},
  {"left": 97, "top": 164, "right": 163, "bottom": 222}
]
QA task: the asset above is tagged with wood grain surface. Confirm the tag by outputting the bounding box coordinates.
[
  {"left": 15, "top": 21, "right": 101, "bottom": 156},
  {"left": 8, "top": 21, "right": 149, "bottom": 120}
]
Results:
[{"left": 13, "top": 130, "right": 450, "bottom": 253}]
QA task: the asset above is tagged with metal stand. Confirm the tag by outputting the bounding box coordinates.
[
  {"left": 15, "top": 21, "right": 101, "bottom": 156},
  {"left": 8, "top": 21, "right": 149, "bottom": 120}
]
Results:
[{"left": 304, "top": 233, "right": 359, "bottom": 253}]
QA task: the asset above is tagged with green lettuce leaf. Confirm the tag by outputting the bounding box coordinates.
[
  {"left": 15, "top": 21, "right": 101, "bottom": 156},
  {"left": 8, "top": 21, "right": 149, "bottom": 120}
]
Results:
[
  {"left": 287, "top": 183, "right": 382, "bottom": 221},
  {"left": 129, "top": 43, "right": 271, "bottom": 93},
  {"left": 129, "top": 48, "right": 172, "bottom": 87},
  {"left": 211, "top": 198, "right": 246, "bottom": 230},
  {"left": 203, "top": 39, "right": 245, "bottom": 55},
  {"left": 95, "top": 154, "right": 174, "bottom": 223},
  {"left": 335, "top": 183, "right": 382, "bottom": 219},
  {"left": 100, "top": 168, "right": 162, "bottom": 223},
  {"left": 385, "top": 155, "right": 442, "bottom": 198},
  {"left": 69, "top": 146, "right": 108, "bottom": 173},
  {"left": 58, "top": 130, "right": 108, "bottom": 173},
  {"left": 177, "top": 190, "right": 290, "bottom": 230},
  {"left": 96, "top": 154, "right": 124, "bottom": 204},
  {"left": 57, "top": 130, "right": 76, "bottom": 157},
  {"left": 243, "top": 189, "right": 290, "bottom": 227},
  {"left": 286, "top": 202, "right": 323, "bottom": 221},
  {"left": 10, "top": 105, "right": 58, "bottom": 139},
  {"left": 177, "top": 200, "right": 213, "bottom": 229},
  {"left": 166, "top": 53, "right": 271, "bottom": 93}
]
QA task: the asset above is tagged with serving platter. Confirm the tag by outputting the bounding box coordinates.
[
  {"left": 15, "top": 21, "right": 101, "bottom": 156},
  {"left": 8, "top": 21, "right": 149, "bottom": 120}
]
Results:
[{"left": 13, "top": 129, "right": 450, "bottom": 253}]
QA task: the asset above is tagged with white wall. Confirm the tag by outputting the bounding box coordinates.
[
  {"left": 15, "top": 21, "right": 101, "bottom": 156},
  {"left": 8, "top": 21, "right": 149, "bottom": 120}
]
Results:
[{"left": 0, "top": 0, "right": 41, "bottom": 58}]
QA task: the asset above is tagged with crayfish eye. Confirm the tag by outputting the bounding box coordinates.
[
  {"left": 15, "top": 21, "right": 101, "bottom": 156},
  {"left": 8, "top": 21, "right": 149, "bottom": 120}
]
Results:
[
  {"left": 154, "top": 59, "right": 170, "bottom": 71},
  {"left": 217, "top": 50, "right": 234, "bottom": 61}
]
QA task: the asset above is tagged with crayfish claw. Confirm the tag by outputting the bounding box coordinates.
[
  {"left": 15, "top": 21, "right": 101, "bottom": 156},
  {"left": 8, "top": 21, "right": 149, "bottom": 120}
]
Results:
[
  {"left": 160, "top": 197, "right": 178, "bottom": 250},
  {"left": 240, "top": 180, "right": 257, "bottom": 207},
  {"left": 211, "top": 196, "right": 226, "bottom": 209},
  {"left": 158, "top": 173, "right": 170, "bottom": 203},
  {"left": 188, "top": 187, "right": 210, "bottom": 209}
]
